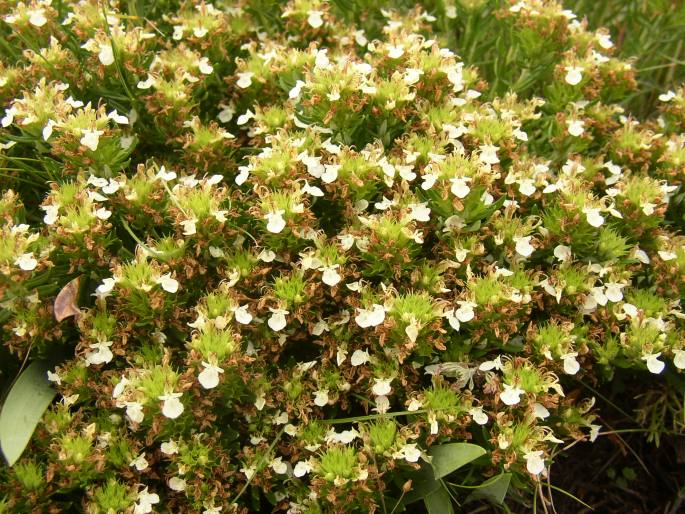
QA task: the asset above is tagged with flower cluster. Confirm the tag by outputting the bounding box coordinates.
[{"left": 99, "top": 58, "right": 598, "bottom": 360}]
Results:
[{"left": 1, "top": 1, "right": 684, "bottom": 513}]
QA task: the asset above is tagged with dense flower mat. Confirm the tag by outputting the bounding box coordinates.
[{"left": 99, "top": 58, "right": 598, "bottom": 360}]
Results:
[{"left": 0, "top": 0, "right": 684, "bottom": 512}]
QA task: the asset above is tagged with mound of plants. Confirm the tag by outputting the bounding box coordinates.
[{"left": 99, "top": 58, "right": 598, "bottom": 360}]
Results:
[{"left": 0, "top": 0, "right": 684, "bottom": 512}]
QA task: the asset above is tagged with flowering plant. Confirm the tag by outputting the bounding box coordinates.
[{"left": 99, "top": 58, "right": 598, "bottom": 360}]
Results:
[{"left": 1, "top": 0, "right": 684, "bottom": 513}]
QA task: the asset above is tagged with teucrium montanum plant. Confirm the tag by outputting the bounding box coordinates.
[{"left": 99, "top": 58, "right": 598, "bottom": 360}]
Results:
[{"left": 0, "top": 0, "right": 684, "bottom": 513}]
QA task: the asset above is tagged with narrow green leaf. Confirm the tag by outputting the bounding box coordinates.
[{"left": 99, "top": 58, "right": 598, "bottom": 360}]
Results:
[
  {"left": 429, "top": 443, "right": 487, "bottom": 479},
  {"left": 0, "top": 361, "right": 56, "bottom": 466},
  {"left": 423, "top": 486, "right": 454, "bottom": 514},
  {"left": 465, "top": 473, "right": 512, "bottom": 505}
]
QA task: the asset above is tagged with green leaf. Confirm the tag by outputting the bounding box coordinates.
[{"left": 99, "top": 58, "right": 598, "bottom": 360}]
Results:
[
  {"left": 429, "top": 443, "right": 487, "bottom": 479},
  {"left": 402, "top": 461, "right": 442, "bottom": 505},
  {"left": 0, "top": 361, "right": 56, "bottom": 466},
  {"left": 423, "top": 486, "right": 454, "bottom": 514},
  {"left": 465, "top": 473, "right": 512, "bottom": 505}
]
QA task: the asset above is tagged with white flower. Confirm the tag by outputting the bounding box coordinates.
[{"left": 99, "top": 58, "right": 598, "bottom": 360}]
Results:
[
  {"left": 268, "top": 308, "right": 289, "bottom": 331},
  {"left": 589, "top": 424, "right": 601, "bottom": 442},
  {"left": 27, "top": 8, "right": 47, "bottom": 27},
  {"left": 159, "top": 392, "right": 184, "bottom": 419},
  {"left": 237, "top": 109, "right": 255, "bottom": 125},
  {"left": 673, "top": 350, "right": 685, "bottom": 370},
  {"left": 405, "top": 321, "right": 420, "bottom": 343},
  {"left": 500, "top": 384, "right": 524, "bottom": 405},
  {"left": 396, "top": 443, "right": 421, "bottom": 463},
  {"left": 407, "top": 398, "right": 422, "bottom": 411},
  {"left": 443, "top": 310, "right": 459, "bottom": 331},
  {"left": 42, "top": 119, "right": 56, "bottom": 141},
  {"left": 622, "top": 303, "right": 638, "bottom": 317},
  {"left": 302, "top": 180, "right": 324, "bottom": 197},
  {"left": 294, "top": 460, "right": 313, "bottom": 477},
  {"left": 387, "top": 44, "right": 404, "bottom": 59},
  {"left": 583, "top": 207, "right": 604, "bottom": 227},
  {"left": 321, "top": 265, "right": 341, "bottom": 286},
  {"left": 659, "top": 90, "right": 676, "bottom": 102},
  {"left": 98, "top": 44, "right": 114, "bottom": 66},
  {"left": 86, "top": 340, "right": 114, "bottom": 366},
  {"left": 350, "top": 349, "right": 370, "bottom": 366},
  {"left": 42, "top": 204, "right": 59, "bottom": 225},
  {"left": 198, "top": 57, "right": 213, "bottom": 74},
  {"left": 524, "top": 450, "right": 545, "bottom": 475},
  {"left": 658, "top": 250, "right": 677, "bottom": 261},
  {"left": 604, "top": 282, "right": 624, "bottom": 303},
  {"left": 567, "top": 119, "right": 585, "bottom": 137},
  {"left": 642, "top": 352, "right": 665, "bottom": 374},
  {"left": 533, "top": 403, "right": 550, "bottom": 420},
  {"left": 156, "top": 273, "right": 178, "bottom": 293},
  {"left": 259, "top": 249, "right": 276, "bottom": 262},
  {"left": 325, "top": 428, "right": 360, "bottom": 444},
  {"left": 307, "top": 10, "right": 324, "bottom": 28},
  {"left": 562, "top": 353, "right": 580, "bottom": 375},
  {"left": 97, "top": 277, "right": 116, "bottom": 295},
  {"left": 469, "top": 407, "right": 488, "bottom": 425},
  {"left": 371, "top": 393, "right": 389, "bottom": 412},
  {"left": 47, "top": 370, "right": 62, "bottom": 385},
  {"left": 137, "top": 74, "right": 155, "bottom": 89},
  {"left": 404, "top": 68, "right": 423, "bottom": 85},
  {"left": 455, "top": 302, "right": 476, "bottom": 322},
  {"left": 519, "top": 178, "right": 536, "bottom": 196},
  {"left": 130, "top": 453, "right": 149, "bottom": 471},
  {"left": 514, "top": 236, "right": 535, "bottom": 257},
  {"left": 408, "top": 202, "right": 431, "bottom": 222},
  {"left": 597, "top": 33, "right": 613, "bottom": 49},
  {"left": 80, "top": 129, "right": 104, "bottom": 151},
  {"left": 15, "top": 253, "right": 38, "bottom": 271},
  {"left": 554, "top": 245, "right": 572, "bottom": 262},
  {"left": 313, "top": 389, "right": 329, "bottom": 407},
  {"left": 321, "top": 164, "right": 340, "bottom": 184},
  {"left": 564, "top": 66, "right": 583, "bottom": 86},
  {"left": 513, "top": 128, "right": 529, "bottom": 141},
  {"left": 234, "top": 305, "right": 252, "bottom": 324},
  {"left": 335, "top": 346, "right": 347, "bottom": 366},
  {"left": 289, "top": 79, "right": 305, "bottom": 99},
  {"left": 107, "top": 110, "right": 129, "bottom": 124},
  {"left": 161, "top": 440, "right": 179, "bottom": 455},
  {"left": 134, "top": 487, "right": 159, "bottom": 514},
  {"left": 168, "top": 477, "right": 186, "bottom": 491},
  {"left": 355, "top": 304, "right": 385, "bottom": 328},
  {"left": 270, "top": 457, "right": 288, "bottom": 474},
  {"left": 372, "top": 378, "right": 392, "bottom": 396},
  {"left": 199, "top": 362, "right": 224, "bottom": 389},
  {"left": 479, "top": 356, "right": 503, "bottom": 371},
  {"left": 236, "top": 72, "right": 254, "bottom": 89},
  {"left": 254, "top": 393, "right": 266, "bottom": 411},
  {"left": 478, "top": 144, "right": 500, "bottom": 165},
  {"left": 126, "top": 402, "right": 144, "bottom": 424},
  {"left": 421, "top": 173, "right": 438, "bottom": 190},
  {"left": 265, "top": 210, "right": 286, "bottom": 233}
]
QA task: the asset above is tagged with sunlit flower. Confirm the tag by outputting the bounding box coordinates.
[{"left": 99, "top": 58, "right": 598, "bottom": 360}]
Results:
[
  {"left": 372, "top": 377, "right": 392, "bottom": 396},
  {"left": 355, "top": 304, "right": 385, "bottom": 328},
  {"left": 642, "top": 352, "right": 665, "bottom": 374},
  {"left": 268, "top": 308, "right": 289, "bottom": 331},
  {"left": 524, "top": 450, "right": 545, "bottom": 475},
  {"left": 158, "top": 391, "right": 184, "bottom": 419},
  {"left": 15, "top": 253, "right": 37, "bottom": 271},
  {"left": 500, "top": 383, "right": 524, "bottom": 405},
  {"left": 198, "top": 362, "right": 224, "bottom": 389},
  {"left": 265, "top": 210, "right": 286, "bottom": 233},
  {"left": 564, "top": 66, "right": 583, "bottom": 85}
]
